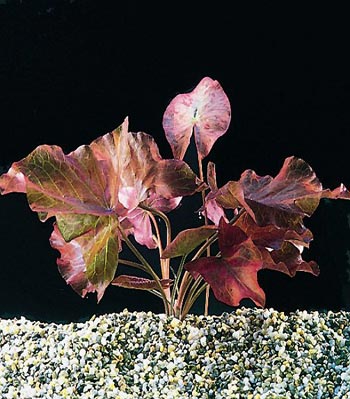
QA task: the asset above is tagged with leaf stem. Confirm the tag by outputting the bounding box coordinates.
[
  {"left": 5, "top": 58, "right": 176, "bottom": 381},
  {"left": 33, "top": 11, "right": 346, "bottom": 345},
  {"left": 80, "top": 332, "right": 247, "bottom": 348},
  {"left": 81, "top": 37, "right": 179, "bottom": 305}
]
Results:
[
  {"left": 197, "top": 155, "right": 211, "bottom": 316},
  {"left": 118, "top": 225, "right": 171, "bottom": 315},
  {"left": 118, "top": 258, "right": 149, "bottom": 272},
  {"left": 140, "top": 204, "right": 172, "bottom": 248},
  {"left": 174, "top": 271, "right": 193, "bottom": 318},
  {"left": 170, "top": 255, "right": 186, "bottom": 317},
  {"left": 141, "top": 205, "right": 172, "bottom": 306},
  {"left": 182, "top": 278, "right": 208, "bottom": 318},
  {"left": 147, "top": 211, "right": 163, "bottom": 252}
]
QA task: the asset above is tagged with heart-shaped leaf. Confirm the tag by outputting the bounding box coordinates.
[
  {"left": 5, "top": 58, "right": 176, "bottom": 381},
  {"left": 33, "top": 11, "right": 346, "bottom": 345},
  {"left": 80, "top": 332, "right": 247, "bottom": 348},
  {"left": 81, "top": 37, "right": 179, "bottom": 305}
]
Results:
[{"left": 162, "top": 77, "right": 231, "bottom": 160}]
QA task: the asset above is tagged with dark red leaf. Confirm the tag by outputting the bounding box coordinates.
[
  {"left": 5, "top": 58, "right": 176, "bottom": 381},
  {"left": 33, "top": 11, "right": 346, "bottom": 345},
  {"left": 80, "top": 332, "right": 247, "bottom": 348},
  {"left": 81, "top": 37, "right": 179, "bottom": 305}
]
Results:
[
  {"left": 185, "top": 218, "right": 265, "bottom": 307},
  {"left": 235, "top": 212, "right": 313, "bottom": 251},
  {"left": 260, "top": 244, "right": 320, "bottom": 277},
  {"left": 111, "top": 275, "right": 173, "bottom": 290},
  {"left": 215, "top": 156, "right": 326, "bottom": 230},
  {"left": 234, "top": 212, "right": 319, "bottom": 277}
]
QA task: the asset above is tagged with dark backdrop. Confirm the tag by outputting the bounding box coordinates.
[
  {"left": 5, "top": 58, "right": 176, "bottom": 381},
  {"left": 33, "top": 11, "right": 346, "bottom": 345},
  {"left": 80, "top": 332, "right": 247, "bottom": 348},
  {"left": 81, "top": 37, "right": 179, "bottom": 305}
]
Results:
[{"left": 1, "top": 1, "right": 350, "bottom": 322}]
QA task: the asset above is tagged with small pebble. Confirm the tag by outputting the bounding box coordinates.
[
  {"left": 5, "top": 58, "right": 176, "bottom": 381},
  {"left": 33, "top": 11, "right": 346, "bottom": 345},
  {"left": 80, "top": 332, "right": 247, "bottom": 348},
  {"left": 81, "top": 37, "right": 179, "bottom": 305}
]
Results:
[{"left": 0, "top": 307, "right": 350, "bottom": 398}]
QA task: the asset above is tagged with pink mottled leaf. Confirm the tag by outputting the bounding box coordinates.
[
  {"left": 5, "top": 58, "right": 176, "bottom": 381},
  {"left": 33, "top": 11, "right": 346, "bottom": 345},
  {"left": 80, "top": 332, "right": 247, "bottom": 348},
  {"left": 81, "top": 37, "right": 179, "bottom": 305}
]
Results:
[
  {"left": 162, "top": 225, "right": 217, "bottom": 259},
  {"left": 185, "top": 218, "right": 265, "bottom": 307},
  {"left": 111, "top": 275, "right": 173, "bottom": 290},
  {"left": 162, "top": 77, "right": 231, "bottom": 160},
  {"left": 0, "top": 118, "right": 204, "bottom": 302},
  {"left": 124, "top": 207, "right": 157, "bottom": 249}
]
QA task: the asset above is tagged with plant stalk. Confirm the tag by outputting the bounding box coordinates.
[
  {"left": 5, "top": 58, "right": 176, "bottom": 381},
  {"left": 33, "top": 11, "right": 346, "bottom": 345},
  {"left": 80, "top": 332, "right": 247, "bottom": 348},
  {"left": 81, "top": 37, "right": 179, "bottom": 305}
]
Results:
[
  {"left": 197, "top": 155, "right": 211, "bottom": 316},
  {"left": 141, "top": 205, "right": 172, "bottom": 308},
  {"left": 118, "top": 225, "right": 171, "bottom": 315}
]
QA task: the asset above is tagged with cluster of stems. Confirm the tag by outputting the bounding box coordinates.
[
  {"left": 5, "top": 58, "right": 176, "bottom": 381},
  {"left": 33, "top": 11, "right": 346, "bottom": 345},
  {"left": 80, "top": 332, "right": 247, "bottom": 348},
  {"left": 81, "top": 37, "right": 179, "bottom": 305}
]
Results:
[{"left": 116, "top": 154, "right": 243, "bottom": 320}]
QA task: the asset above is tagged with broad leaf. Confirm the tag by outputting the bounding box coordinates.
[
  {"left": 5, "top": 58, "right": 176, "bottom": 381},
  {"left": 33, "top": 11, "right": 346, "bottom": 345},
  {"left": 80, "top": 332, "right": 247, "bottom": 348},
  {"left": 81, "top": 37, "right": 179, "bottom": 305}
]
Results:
[
  {"left": 162, "top": 77, "right": 231, "bottom": 160},
  {"left": 111, "top": 275, "right": 173, "bottom": 290},
  {"left": 50, "top": 221, "right": 120, "bottom": 302},
  {"left": 259, "top": 242, "right": 320, "bottom": 277},
  {"left": 162, "top": 225, "right": 217, "bottom": 259},
  {"left": 235, "top": 211, "right": 313, "bottom": 251},
  {"left": 234, "top": 212, "right": 319, "bottom": 277},
  {"left": 185, "top": 218, "right": 265, "bottom": 307},
  {"left": 0, "top": 118, "right": 204, "bottom": 301},
  {"left": 214, "top": 156, "right": 326, "bottom": 230}
]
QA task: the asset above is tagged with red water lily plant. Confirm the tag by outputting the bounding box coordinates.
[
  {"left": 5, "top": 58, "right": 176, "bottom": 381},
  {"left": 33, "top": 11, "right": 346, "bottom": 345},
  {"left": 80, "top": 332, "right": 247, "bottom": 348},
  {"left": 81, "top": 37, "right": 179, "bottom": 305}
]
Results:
[{"left": 1, "top": 77, "right": 349, "bottom": 320}]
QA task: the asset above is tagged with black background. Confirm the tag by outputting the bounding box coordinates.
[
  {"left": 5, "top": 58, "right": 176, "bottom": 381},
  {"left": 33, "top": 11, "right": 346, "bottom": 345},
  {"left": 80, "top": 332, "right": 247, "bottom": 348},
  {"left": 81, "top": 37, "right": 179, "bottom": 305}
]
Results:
[{"left": 1, "top": 1, "right": 350, "bottom": 322}]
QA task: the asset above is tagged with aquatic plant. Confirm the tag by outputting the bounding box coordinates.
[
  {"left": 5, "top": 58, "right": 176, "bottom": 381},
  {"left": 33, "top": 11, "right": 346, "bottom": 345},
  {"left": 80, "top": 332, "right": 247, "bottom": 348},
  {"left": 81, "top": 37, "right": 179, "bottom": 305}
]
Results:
[{"left": 1, "top": 77, "right": 349, "bottom": 319}]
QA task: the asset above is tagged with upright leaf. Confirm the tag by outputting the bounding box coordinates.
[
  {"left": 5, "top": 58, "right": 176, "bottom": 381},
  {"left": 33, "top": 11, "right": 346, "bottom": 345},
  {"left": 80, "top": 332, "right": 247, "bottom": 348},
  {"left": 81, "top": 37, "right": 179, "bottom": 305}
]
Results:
[
  {"left": 162, "top": 77, "right": 231, "bottom": 160},
  {"left": 204, "top": 161, "right": 228, "bottom": 225}
]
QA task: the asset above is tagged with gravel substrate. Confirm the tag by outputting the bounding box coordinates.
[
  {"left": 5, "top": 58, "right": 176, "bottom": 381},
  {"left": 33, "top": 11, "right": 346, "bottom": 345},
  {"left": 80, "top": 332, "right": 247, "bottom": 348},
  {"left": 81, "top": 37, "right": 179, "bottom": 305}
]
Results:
[{"left": 0, "top": 307, "right": 350, "bottom": 398}]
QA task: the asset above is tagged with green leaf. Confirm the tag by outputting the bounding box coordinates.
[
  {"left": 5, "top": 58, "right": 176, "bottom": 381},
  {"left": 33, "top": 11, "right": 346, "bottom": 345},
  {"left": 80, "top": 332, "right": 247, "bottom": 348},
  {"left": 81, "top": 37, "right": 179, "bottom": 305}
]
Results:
[
  {"left": 50, "top": 219, "right": 120, "bottom": 302},
  {"left": 162, "top": 225, "right": 217, "bottom": 259},
  {"left": 0, "top": 117, "right": 204, "bottom": 302}
]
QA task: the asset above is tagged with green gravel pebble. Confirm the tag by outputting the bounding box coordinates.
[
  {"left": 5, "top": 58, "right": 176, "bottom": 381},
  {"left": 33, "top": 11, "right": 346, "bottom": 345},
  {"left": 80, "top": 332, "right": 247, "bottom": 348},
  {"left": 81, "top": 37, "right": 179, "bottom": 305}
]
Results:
[{"left": 0, "top": 307, "right": 350, "bottom": 398}]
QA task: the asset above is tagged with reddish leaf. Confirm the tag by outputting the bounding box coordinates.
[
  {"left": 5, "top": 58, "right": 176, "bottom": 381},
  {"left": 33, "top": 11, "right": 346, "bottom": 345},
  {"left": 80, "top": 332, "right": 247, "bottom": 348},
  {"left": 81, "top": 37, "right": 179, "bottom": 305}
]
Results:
[
  {"left": 207, "top": 161, "right": 218, "bottom": 191},
  {"left": 185, "top": 218, "right": 265, "bottom": 307},
  {"left": 0, "top": 118, "right": 204, "bottom": 302},
  {"left": 321, "top": 183, "right": 350, "bottom": 200},
  {"left": 153, "top": 159, "right": 206, "bottom": 198},
  {"left": 234, "top": 212, "right": 319, "bottom": 277},
  {"left": 215, "top": 156, "right": 326, "bottom": 229},
  {"left": 235, "top": 212, "right": 313, "bottom": 251},
  {"left": 0, "top": 144, "right": 110, "bottom": 218},
  {"left": 260, "top": 243, "right": 320, "bottom": 277},
  {"left": 145, "top": 192, "right": 182, "bottom": 213},
  {"left": 111, "top": 275, "right": 173, "bottom": 290},
  {"left": 162, "top": 77, "right": 231, "bottom": 160},
  {"left": 162, "top": 225, "right": 217, "bottom": 259}
]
